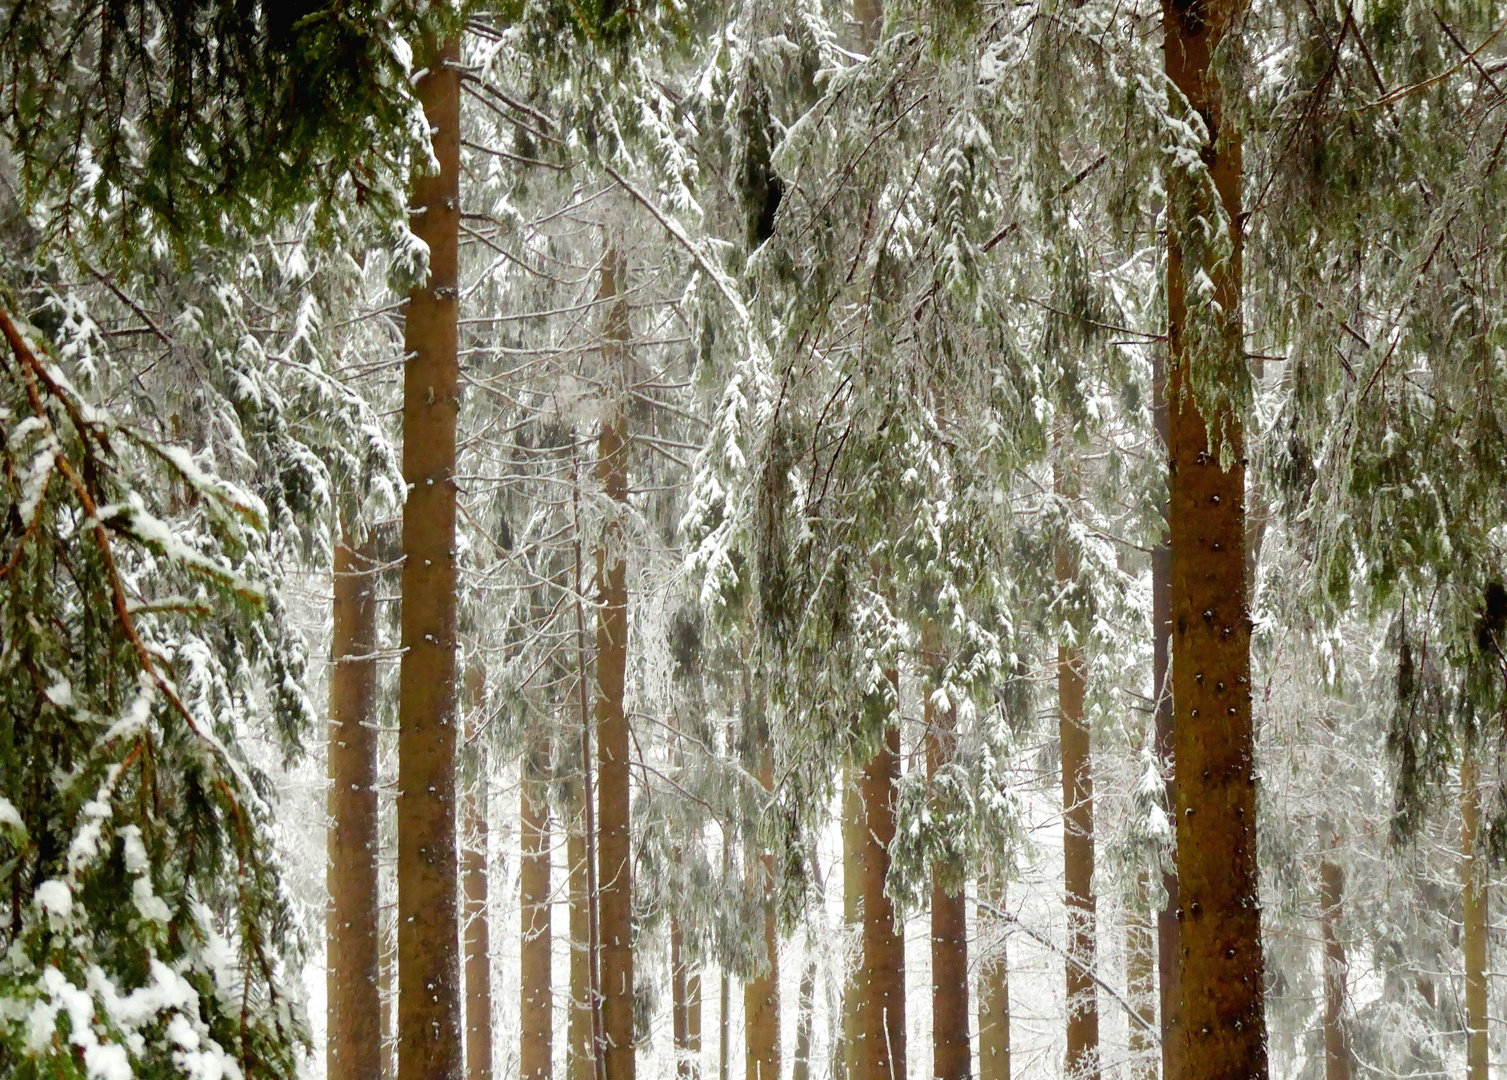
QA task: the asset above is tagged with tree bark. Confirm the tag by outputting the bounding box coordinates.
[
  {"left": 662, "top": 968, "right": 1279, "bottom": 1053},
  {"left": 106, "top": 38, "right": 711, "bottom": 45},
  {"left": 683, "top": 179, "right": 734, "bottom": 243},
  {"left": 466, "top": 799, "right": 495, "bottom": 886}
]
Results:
[
  {"left": 327, "top": 532, "right": 382, "bottom": 1080},
  {"left": 673, "top": 914, "right": 699, "bottom": 1080},
  {"left": 1056, "top": 453, "right": 1099, "bottom": 1080},
  {"left": 569, "top": 786, "right": 595, "bottom": 1080},
  {"left": 398, "top": 32, "right": 463, "bottom": 1080},
  {"left": 1152, "top": 346, "right": 1183, "bottom": 1080},
  {"left": 1318, "top": 829, "right": 1349, "bottom": 1080},
  {"left": 978, "top": 877, "right": 1010, "bottom": 1080},
  {"left": 1463, "top": 747, "right": 1487, "bottom": 1080},
  {"left": 744, "top": 741, "right": 780, "bottom": 1080},
  {"left": 1164, "top": 0, "right": 1266, "bottom": 1070},
  {"left": 924, "top": 628, "right": 968, "bottom": 1080},
  {"left": 520, "top": 751, "right": 552, "bottom": 1080},
  {"left": 853, "top": 705, "right": 904, "bottom": 1080},
  {"left": 793, "top": 955, "right": 817, "bottom": 1080},
  {"left": 1126, "top": 870, "right": 1157, "bottom": 1080},
  {"left": 463, "top": 666, "right": 493, "bottom": 1080},
  {"left": 595, "top": 252, "right": 635, "bottom": 1080}
]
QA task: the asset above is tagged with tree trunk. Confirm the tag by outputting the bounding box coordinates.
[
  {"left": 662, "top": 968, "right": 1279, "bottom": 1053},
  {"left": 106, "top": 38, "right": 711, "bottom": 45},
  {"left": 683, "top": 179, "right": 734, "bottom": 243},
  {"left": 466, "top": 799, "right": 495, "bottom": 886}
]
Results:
[
  {"left": 744, "top": 741, "right": 780, "bottom": 1080},
  {"left": 978, "top": 877, "right": 1010, "bottom": 1080},
  {"left": 853, "top": 709, "right": 905, "bottom": 1080},
  {"left": 595, "top": 252, "right": 635, "bottom": 1080},
  {"left": 793, "top": 955, "right": 817, "bottom": 1080},
  {"left": 463, "top": 667, "right": 493, "bottom": 1080},
  {"left": 1165, "top": 0, "right": 1266, "bottom": 1070},
  {"left": 398, "top": 32, "right": 463, "bottom": 1080},
  {"left": 1463, "top": 747, "right": 1487, "bottom": 1080},
  {"left": 1056, "top": 453, "right": 1099, "bottom": 1080},
  {"left": 673, "top": 914, "right": 698, "bottom": 1080},
  {"left": 689, "top": 963, "right": 703, "bottom": 1071},
  {"left": 1126, "top": 871, "right": 1157, "bottom": 1080},
  {"left": 924, "top": 628, "right": 968, "bottom": 1080},
  {"left": 1152, "top": 348, "right": 1183, "bottom": 1080},
  {"left": 1318, "top": 829, "right": 1349, "bottom": 1080},
  {"left": 520, "top": 752, "right": 552, "bottom": 1080},
  {"left": 569, "top": 787, "right": 595, "bottom": 1080},
  {"left": 327, "top": 531, "right": 382, "bottom": 1080},
  {"left": 719, "top": 964, "right": 731, "bottom": 1080},
  {"left": 839, "top": 764, "right": 861, "bottom": 1080}
]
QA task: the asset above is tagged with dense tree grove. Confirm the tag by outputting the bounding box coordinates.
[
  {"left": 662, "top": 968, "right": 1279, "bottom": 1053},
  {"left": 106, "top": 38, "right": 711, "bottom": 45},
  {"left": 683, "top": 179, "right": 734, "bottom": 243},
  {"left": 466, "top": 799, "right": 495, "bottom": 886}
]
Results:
[{"left": 2, "top": 1, "right": 1507, "bottom": 1079}]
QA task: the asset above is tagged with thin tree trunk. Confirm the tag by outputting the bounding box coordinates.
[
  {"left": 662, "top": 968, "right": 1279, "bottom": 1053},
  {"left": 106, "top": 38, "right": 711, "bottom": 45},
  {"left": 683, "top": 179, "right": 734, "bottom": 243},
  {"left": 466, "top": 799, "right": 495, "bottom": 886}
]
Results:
[
  {"left": 569, "top": 784, "right": 595, "bottom": 1080},
  {"left": 520, "top": 751, "right": 552, "bottom": 1080},
  {"left": 674, "top": 915, "right": 693, "bottom": 1080},
  {"left": 1151, "top": 347, "right": 1182, "bottom": 1080},
  {"left": 1057, "top": 452, "right": 1099, "bottom": 1080},
  {"left": 793, "top": 955, "right": 817, "bottom": 1080},
  {"left": 595, "top": 252, "right": 635, "bottom": 1080},
  {"left": 744, "top": 740, "right": 780, "bottom": 1080},
  {"left": 839, "top": 764, "right": 861, "bottom": 1080},
  {"left": 689, "top": 965, "right": 703, "bottom": 1071},
  {"left": 1463, "top": 747, "right": 1487, "bottom": 1080},
  {"left": 327, "top": 531, "right": 382, "bottom": 1080},
  {"left": 1164, "top": 0, "right": 1267, "bottom": 1070},
  {"left": 463, "top": 666, "right": 493, "bottom": 1080},
  {"left": 1318, "top": 828, "right": 1349, "bottom": 1080},
  {"left": 924, "top": 623, "right": 968, "bottom": 1080},
  {"left": 978, "top": 877, "right": 1010, "bottom": 1080},
  {"left": 720, "top": 951, "right": 731, "bottom": 1080},
  {"left": 1126, "top": 871, "right": 1157, "bottom": 1080},
  {"left": 398, "top": 32, "right": 462, "bottom": 1080},
  {"left": 854, "top": 698, "right": 904, "bottom": 1080}
]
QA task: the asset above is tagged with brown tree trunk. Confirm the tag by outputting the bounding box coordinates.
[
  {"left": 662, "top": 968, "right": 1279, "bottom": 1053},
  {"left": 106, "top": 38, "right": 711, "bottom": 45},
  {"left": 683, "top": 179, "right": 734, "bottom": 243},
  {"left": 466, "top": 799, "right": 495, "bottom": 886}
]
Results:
[
  {"left": 853, "top": 708, "right": 904, "bottom": 1080},
  {"left": 569, "top": 787, "right": 595, "bottom": 1080},
  {"left": 1165, "top": 0, "right": 1266, "bottom": 1070},
  {"left": 1463, "top": 748, "right": 1488, "bottom": 1080},
  {"left": 1126, "top": 870, "right": 1158, "bottom": 1080},
  {"left": 744, "top": 741, "right": 780, "bottom": 1080},
  {"left": 689, "top": 966, "right": 702, "bottom": 1070},
  {"left": 793, "top": 955, "right": 817, "bottom": 1080},
  {"left": 719, "top": 966, "right": 731, "bottom": 1080},
  {"left": 978, "top": 877, "right": 1010, "bottom": 1080},
  {"left": 520, "top": 752, "right": 552, "bottom": 1080},
  {"left": 1056, "top": 454, "right": 1099, "bottom": 1080},
  {"left": 595, "top": 253, "right": 635, "bottom": 1080},
  {"left": 398, "top": 32, "right": 463, "bottom": 1080},
  {"left": 924, "top": 628, "right": 968, "bottom": 1080},
  {"left": 673, "top": 914, "right": 698, "bottom": 1080},
  {"left": 1152, "top": 348, "right": 1183, "bottom": 1080},
  {"left": 463, "top": 667, "right": 493, "bottom": 1080},
  {"left": 327, "top": 532, "right": 382, "bottom": 1080},
  {"left": 1318, "top": 829, "right": 1349, "bottom": 1080}
]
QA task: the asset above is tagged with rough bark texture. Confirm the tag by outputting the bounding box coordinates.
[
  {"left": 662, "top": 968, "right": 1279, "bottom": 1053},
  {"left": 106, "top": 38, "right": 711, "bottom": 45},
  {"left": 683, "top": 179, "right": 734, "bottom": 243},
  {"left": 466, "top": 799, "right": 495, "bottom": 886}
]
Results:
[
  {"left": 1462, "top": 749, "right": 1487, "bottom": 1080},
  {"left": 924, "top": 631, "right": 968, "bottom": 1080},
  {"left": 1126, "top": 871, "right": 1157, "bottom": 1080},
  {"left": 1152, "top": 344, "right": 1184, "bottom": 1080},
  {"left": 744, "top": 743, "right": 780, "bottom": 1080},
  {"left": 397, "top": 33, "right": 462, "bottom": 1080},
  {"left": 978, "top": 877, "right": 1010, "bottom": 1080},
  {"left": 1165, "top": 0, "right": 1266, "bottom": 1069},
  {"left": 569, "top": 790, "right": 595, "bottom": 1080},
  {"left": 596, "top": 254, "right": 634, "bottom": 1080},
  {"left": 520, "top": 756, "right": 551, "bottom": 1080},
  {"left": 793, "top": 956, "right": 817, "bottom": 1080},
  {"left": 1318, "top": 832, "right": 1349, "bottom": 1080},
  {"left": 327, "top": 533, "right": 381, "bottom": 1080},
  {"left": 854, "top": 717, "right": 905, "bottom": 1080}
]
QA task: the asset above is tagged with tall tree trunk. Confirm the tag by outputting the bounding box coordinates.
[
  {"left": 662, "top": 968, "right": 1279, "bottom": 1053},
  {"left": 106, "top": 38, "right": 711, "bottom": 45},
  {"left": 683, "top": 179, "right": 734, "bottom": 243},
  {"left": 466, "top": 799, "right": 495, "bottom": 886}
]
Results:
[
  {"left": 463, "top": 667, "right": 493, "bottom": 1080},
  {"left": 689, "top": 961, "right": 703, "bottom": 1071},
  {"left": 327, "top": 532, "right": 382, "bottom": 1080},
  {"left": 1152, "top": 348, "right": 1182, "bottom": 1080},
  {"left": 978, "top": 877, "right": 1010, "bottom": 1080},
  {"left": 1057, "top": 453, "right": 1099, "bottom": 1080},
  {"left": 793, "top": 955, "right": 817, "bottom": 1080},
  {"left": 1126, "top": 870, "right": 1158, "bottom": 1080},
  {"left": 398, "top": 32, "right": 463, "bottom": 1080},
  {"left": 569, "top": 784, "right": 595, "bottom": 1080},
  {"left": 1463, "top": 747, "right": 1487, "bottom": 1080},
  {"left": 744, "top": 740, "right": 780, "bottom": 1080},
  {"left": 595, "top": 253, "right": 635, "bottom": 1080},
  {"left": 673, "top": 915, "right": 697, "bottom": 1080},
  {"left": 839, "top": 764, "right": 861, "bottom": 1080},
  {"left": 1318, "top": 827, "right": 1349, "bottom": 1080},
  {"left": 853, "top": 702, "right": 904, "bottom": 1080},
  {"left": 1164, "top": 0, "right": 1266, "bottom": 1071},
  {"left": 924, "top": 625, "right": 968, "bottom": 1080},
  {"left": 720, "top": 822, "right": 733, "bottom": 1080},
  {"left": 520, "top": 750, "right": 552, "bottom": 1080}
]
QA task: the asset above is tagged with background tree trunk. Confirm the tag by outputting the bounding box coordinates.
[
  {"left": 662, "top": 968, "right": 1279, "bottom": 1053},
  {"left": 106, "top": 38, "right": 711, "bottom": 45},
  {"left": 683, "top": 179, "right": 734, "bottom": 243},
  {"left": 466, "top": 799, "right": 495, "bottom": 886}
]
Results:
[
  {"left": 397, "top": 32, "right": 463, "bottom": 1080},
  {"left": 1462, "top": 748, "right": 1487, "bottom": 1080},
  {"left": 978, "top": 877, "right": 1010, "bottom": 1080},
  {"left": 463, "top": 667, "right": 493, "bottom": 1080},
  {"left": 839, "top": 764, "right": 861, "bottom": 1080},
  {"left": 1319, "top": 828, "right": 1350, "bottom": 1080},
  {"left": 595, "top": 252, "right": 634, "bottom": 1080},
  {"left": 1126, "top": 871, "right": 1157, "bottom": 1080},
  {"left": 854, "top": 704, "right": 904, "bottom": 1080},
  {"left": 793, "top": 956, "right": 817, "bottom": 1080},
  {"left": 327, "top": 532, "right": 381, "bottom": 1080},
  {"left": 744, "top": 741, "right": 780, "bottom": 1080},
  {"left": 569, "top": 786, "right": 595, "bottom": 1080},
  {"left": 520, "top": 749, "right": 551, "bottom": 1080},
  {"left": 1164, "top": 0, "right": 1267, "bottom": 1070},
  {"left": 689, "top": 963, "right": 702, "bottom": 1074},
  {"left": 924, "top": 628, "right": 968, "bottom": 1080}
]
